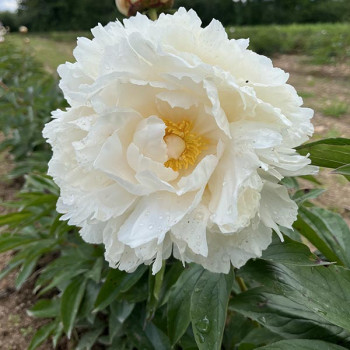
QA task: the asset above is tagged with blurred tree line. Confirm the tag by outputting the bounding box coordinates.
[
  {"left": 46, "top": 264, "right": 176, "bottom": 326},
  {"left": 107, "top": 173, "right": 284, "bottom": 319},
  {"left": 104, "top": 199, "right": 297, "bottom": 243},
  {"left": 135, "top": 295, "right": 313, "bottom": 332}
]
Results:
[{"left": 0, "top": 0, "right": 349, "bottom": 31}]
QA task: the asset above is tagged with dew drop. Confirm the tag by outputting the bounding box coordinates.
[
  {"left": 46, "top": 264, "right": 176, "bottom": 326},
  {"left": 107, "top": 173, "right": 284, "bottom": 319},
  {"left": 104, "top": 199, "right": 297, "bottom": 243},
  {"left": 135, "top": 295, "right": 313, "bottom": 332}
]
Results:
[
  {"left": 195, "top": 316, "right": 210, "bottom": 334},
  {"left": 197, "top": 333, "right": 205, "bottom": 343},
  {"left": 195, "top": 212, "right": 204, "bottom": 221},
  {"left": 258, "top": 316, "right": 266, "bottom": 324},
  {"left": 148, "top": 224, "right": 153, "bottom": 230}
]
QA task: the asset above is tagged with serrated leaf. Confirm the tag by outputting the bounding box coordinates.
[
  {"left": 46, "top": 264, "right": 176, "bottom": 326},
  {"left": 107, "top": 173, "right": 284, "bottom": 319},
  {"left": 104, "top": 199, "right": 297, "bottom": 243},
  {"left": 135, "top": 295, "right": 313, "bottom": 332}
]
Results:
[
  {"left": 257, "top": 339, "right": 348, "bottom": 350},
  {"left": 167, "top": 264, "right": 204, "bottom": 345},
  {"left": 61, "top": 277, "right": 87, "bottom": 338},
  {"left": 94, "top": 265, "right": 147, "bottom": 312},
  {"left": 190, "top": 269, "right": 234, "bottom": 350}
]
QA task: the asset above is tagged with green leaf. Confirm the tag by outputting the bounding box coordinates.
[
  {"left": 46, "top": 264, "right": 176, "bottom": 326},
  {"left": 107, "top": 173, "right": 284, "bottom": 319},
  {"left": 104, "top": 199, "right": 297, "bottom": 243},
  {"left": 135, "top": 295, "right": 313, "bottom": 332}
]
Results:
[
  {"left": 257, "top": 339, "right": 348, "bottom": 350},
  {"left": 223, "top": 313, "right": 256, "bottom": 350},
  {"left": 145, "top": 322, "right": 171, "bottom": 350},
  {"left": 0, "top": 260, "right": 22, "bottom": 281},
  {"left": 61, "top": 277, "right": 87, "bottom": 338},
  {"left": 0, "top": 233, "right": 38, "bottom": 253},
  {"left": 15, "top": 256, "right": 39, "bottom": 289},
  {"left": 109, "top": 300, "right": 135, "bottom": 342},
  {"left": 52, "top": 322, "right": 64, "bottom": 349},
  {"left": 28, "top": 321, "right": 57, "bottom": 350},
  {"left": 230, "top": 287, "right": 350, "bottom": 342},
  {"left": 76, "top": 326, "right": 104, "bottom": 350},
  {"left": 292, "top": 188, "right": 325, "bottom": 204},
  {"left": 240, "top": 260, "right": 350, "bottom": 332},
  {"left": 296, "top": 206, "right": 350, "bottom": 266},
  {"left": 167, "top": 264, "right": 204, "bottom": 346},
  {"left": 240, "top": 328, "right": 283, "bottom": 347},
  {"left": 190, "top": 269, "right": 234, "bottom": 350},
  {"left": 306, "top": 207, "right": 350, "bottom": 267},
  {"left": 0, "top": 212, "right": 32, "bottom": 226},
  {"left": 261, "top": 235, "right": 329, "bottom": 266},
  {"left": 333, "top": 164, "right": 350, "bottom": 180},
  {"left": 294, "top": 209, "right": 342, "bottom": 265},
  {"left": 147, "top": 262, "right": 166, "bottom": 319},
  {"left": 27, "top": 299, "right": 60, "bottom": 318},
  {"left": 296, "top": 137, "right": 350, "bottom": 169},
  {"left": 85, "top": 257, "right": 103, "bottom": 283},
  {"left": 298, "top": 175, "right": 322, "bottom": 185},
  {"left": 94, "top": 265, "right": 147, "bottom": 312}
]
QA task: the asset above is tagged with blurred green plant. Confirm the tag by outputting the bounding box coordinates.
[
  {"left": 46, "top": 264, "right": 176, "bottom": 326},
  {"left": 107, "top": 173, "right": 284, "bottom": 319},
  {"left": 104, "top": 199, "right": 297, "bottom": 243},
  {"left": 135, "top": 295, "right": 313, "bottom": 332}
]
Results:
[
  {"left": 0, "top": 41, "right": 67, "bottom": 178},
  {"left": 228, "top": 23, "right": 350, "bottom": 64},
  {"left": 322, "top": 100, "right": 348, "bottom": 118}
]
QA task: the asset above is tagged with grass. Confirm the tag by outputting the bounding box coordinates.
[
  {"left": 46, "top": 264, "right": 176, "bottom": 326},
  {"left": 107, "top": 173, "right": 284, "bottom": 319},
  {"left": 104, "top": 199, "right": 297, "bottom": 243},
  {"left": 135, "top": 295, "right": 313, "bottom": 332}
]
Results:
[
  {"left": 299, "top": 91, "right": 315, "bottom": 99},
  {"left": 228, "top": 23, "right": 350, "bottom": 64},
  {"left": 322, "top": 100, "right": 349, "bottom": 117},
  {"left": 4, "top": 22, "right": 350, "bottom": 73},
  {"left": 6, "top": 32, "right": 88, "bottom": 73}
]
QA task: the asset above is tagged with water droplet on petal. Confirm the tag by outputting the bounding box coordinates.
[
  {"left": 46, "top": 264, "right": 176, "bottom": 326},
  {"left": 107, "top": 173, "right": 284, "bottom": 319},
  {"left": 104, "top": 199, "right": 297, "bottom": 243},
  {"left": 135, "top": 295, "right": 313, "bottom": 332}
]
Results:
[{"left": 148, "top": 224, "right": 153, "bottom": 230}]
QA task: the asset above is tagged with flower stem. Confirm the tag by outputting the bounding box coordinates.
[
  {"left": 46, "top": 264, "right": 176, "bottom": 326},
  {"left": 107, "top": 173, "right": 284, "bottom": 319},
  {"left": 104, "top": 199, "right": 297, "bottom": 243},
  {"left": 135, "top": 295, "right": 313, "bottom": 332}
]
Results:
[
  {"left": 148, "top": 8, "right": 158, "bottom": 21},
  {"left": 236, "top": 276, "right": 248, "bottom": 292}
]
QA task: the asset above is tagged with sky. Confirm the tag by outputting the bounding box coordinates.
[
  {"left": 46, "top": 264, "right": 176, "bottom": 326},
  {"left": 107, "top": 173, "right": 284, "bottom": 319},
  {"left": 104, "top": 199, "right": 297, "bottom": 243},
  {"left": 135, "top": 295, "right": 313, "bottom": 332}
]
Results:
[{"left": 0, "top": 0, "right": 18, "bottom": 12}]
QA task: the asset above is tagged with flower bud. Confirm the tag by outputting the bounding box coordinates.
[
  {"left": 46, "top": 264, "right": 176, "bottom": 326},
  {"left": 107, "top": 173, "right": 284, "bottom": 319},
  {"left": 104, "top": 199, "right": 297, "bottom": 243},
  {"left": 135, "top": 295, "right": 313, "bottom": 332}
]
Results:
[
  {"left": 19, "top": 26, "right": 28, "bottom": 34},
  {"left": 115, "top": 0, "right": 173, "bottom": 17}
]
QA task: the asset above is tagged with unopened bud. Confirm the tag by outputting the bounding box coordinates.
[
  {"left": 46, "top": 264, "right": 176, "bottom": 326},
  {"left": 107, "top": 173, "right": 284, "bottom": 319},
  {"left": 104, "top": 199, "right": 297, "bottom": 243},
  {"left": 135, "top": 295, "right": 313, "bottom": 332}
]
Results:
[
  {"left": 19, "top": 26, "right": 28, "bottom": 34},
  {"left": 115, "top": 0, "right": 173, "bottom": 17}
]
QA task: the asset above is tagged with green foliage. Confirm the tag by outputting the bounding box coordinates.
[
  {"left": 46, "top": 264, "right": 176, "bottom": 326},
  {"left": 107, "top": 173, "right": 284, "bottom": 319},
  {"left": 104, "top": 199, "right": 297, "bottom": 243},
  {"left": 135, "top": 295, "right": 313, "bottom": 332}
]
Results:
[
  {"left": 0, "top": 41, "right": 66, "bottom": 177},
  {"left": 322, "top": 101, "right": 349, "bottom": 118},
  {"left": 228, "top": 23, "right": 350, "bottom": 64},
  {"left": 1, "top": 29, "right": 350, "bottom": 350},
  {"left": 17, "top": 0, "right": 122, "bottom": 31},
  {"left": 0, "top": 11, "right": 19, "bottom": 30},
  {"left": 175, "top": 0, "right": 350, "bottom": 26}
]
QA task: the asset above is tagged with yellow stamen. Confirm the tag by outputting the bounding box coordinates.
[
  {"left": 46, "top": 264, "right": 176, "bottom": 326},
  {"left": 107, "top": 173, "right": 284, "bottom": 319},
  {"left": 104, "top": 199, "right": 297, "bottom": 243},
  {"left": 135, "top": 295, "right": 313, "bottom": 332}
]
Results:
[{"left": 163, "top": 119, "right": 207, "bottom": 171}]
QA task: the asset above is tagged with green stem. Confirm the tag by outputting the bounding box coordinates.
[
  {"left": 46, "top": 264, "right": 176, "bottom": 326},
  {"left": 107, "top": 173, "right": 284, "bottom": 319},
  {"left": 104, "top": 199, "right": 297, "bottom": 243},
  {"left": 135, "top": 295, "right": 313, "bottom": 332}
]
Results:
[
  {"left": 236, "top": 276, "right": 248, "bottom": 292},
  {"left": 148, "top": 8, "right": 158, "bottom": 21}
]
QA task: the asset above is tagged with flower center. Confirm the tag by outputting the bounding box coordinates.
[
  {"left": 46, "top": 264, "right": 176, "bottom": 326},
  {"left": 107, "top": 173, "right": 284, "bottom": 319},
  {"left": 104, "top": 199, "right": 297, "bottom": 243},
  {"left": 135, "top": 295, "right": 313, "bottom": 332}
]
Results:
[{"left": 163, "top": 119, "right": 207, "bottom": 171}]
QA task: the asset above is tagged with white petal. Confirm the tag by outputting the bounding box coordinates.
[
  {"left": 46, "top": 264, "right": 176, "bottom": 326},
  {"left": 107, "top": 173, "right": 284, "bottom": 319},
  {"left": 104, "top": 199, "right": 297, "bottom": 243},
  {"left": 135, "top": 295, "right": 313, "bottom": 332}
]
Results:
[{"left": 259, "top": 182, "right": 298, "bottom": 239}]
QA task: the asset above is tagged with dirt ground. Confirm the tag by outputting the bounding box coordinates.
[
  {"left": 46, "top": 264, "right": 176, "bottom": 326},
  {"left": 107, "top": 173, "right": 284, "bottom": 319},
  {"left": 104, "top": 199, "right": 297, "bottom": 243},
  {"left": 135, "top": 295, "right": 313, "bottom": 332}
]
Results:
[
  {"left": 274, "top": 55, "right": 350, "bottom": 223},
  {"left": 0, "top": 55, "right": 349, "bottom": 349}
]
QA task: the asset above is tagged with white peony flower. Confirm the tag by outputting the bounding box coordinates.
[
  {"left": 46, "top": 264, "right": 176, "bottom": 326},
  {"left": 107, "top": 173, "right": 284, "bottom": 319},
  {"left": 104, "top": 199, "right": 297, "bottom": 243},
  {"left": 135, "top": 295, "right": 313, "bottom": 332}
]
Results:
[{"left": 43, "top": 9, "right": 316, "bottom": 274}]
